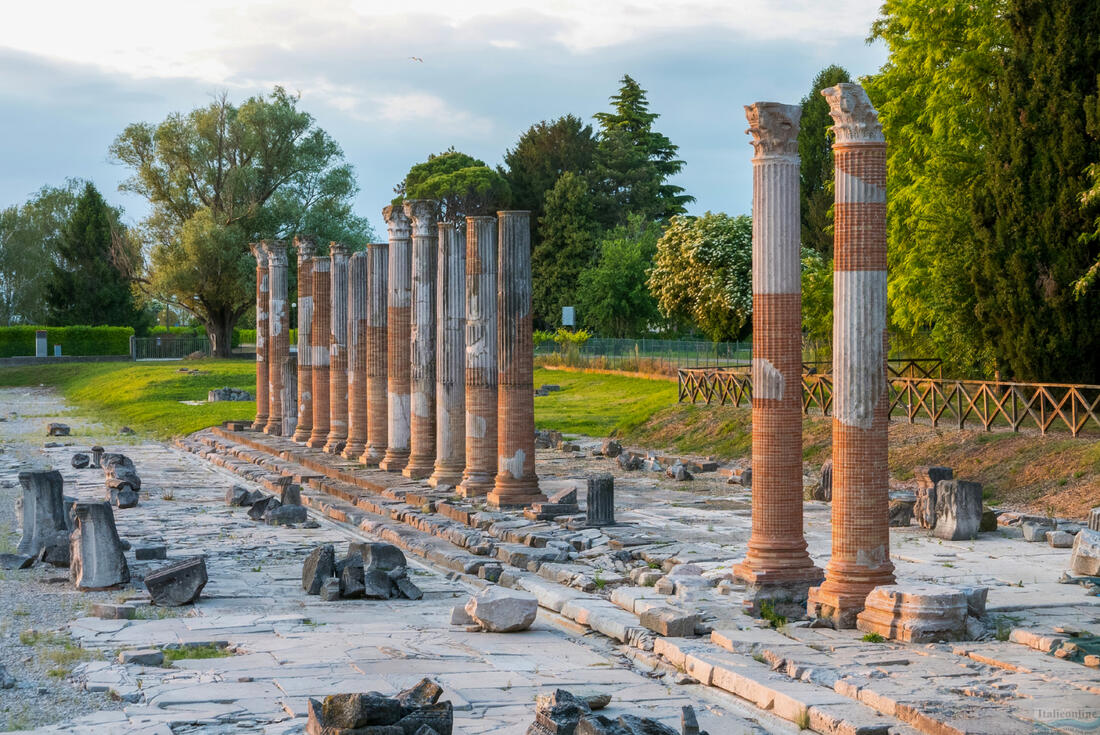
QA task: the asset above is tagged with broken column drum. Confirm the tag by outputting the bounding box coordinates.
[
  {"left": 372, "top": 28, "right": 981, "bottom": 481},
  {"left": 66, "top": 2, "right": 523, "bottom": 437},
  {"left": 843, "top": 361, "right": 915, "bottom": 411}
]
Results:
[
  {"left": 586, "top": 473, "right": 615, "bottom": 527},
  {"left": 380, "top": 206, "right": 413, "bottom": 471},
  {"left": 293, "top": 236, "right": 317, "bottom": 443},
  {"left": 251, "top": 243, "right": 270, "bottom": 430},
  {"left": 324, "top": 242, "right": 350, "bottom": 453},
  {"left": 264, "top": 240, "right": 290, "bottom": 435},
  {"left": 343, "top": 251, "right": 369, "bottom": 459},
  {"left": 429, "top": 221, "right": 466, "bottom": 487},
  {"left": 733, "top": 102, "right": 823, "bottom": 608},
  {"left": 17, "top": 469, "right": 67, "bottom": 558},
  {"left": 360, "top": 242, "right": 389, "bottom": 466},
  {"left": 458, "top": 216, "right": 498, "bottom": 497},
  {"left": 282, "top": 354, "right": 297, "bottom": 437},
  {"left": 489, "top": 211, "right": 545, "bottom": 509},
  {"left": 306, "top": 253, "right": 332, "bottom": 448},
  {"left": 403, "top": 199, "right": 438, "bottom": 480},
  {"left": 70, "top": 501, "right": 129, "bottom": 590},
  {"left": 808, "top": 83, "right": 896, "bottom": 628}
]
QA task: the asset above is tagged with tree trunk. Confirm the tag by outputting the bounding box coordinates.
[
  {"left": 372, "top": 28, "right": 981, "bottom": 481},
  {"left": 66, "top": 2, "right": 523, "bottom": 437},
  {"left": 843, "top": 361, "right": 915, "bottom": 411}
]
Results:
[{"left": 205, "top": 309, "right": 236, "bottom": 359}]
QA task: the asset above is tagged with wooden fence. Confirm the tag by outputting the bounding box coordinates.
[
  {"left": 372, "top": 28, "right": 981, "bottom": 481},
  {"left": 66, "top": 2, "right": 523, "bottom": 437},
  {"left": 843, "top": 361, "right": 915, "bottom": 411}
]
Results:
[{"left": 678, "top": 367, "right": 1100, "bottom": 437}]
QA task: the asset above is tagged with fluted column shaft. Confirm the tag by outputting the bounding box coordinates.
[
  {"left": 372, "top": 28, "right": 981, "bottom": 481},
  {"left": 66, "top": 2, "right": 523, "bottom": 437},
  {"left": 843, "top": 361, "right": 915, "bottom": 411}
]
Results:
[
  {"left": 361, "top": 242, "right": 389, "bottom": 465},
  {"left": 458, "top": 217, "right": 498, "bottom": 497},
  {"left": 429, "top": 221, "right": 467, "bottom": 487},
  {"left": 489, "top": 211, "right": 545, "bottom": 508},
  {"left": 251, "top": 244, "right": 269, "bottom": 430},
  {"left": 293, "top": 237, "right": 316, "bottom": 442},
  {"left": 343, "top": 251, "right": 369, "bottom": 458},
  {"left": 306, "top": 256, "right": 331, "bottom": 448},
  {"left": 403, "top": 200, "right": 437, "bottom": 479},
  {"left": 808, "top": 83, "right": 896, "bottom": 628},
  {"left": 733, "top": 103, "right": 822, "bottom": 606},
  {"left": 324, "top": 243, "right": 350, "bottom": 453},
  {"left": 264, "top": 240, "right": 289, "bottom": 435},
  {"left": 380, "top": 206, "right": 413, "bottom": 471}
]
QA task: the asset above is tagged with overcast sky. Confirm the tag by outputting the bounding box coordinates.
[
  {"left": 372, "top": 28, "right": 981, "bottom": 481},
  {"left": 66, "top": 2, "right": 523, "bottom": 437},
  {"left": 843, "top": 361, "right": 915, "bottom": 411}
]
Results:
[{"left": 0, "top": 0, "right": 888, "bottom": 236}]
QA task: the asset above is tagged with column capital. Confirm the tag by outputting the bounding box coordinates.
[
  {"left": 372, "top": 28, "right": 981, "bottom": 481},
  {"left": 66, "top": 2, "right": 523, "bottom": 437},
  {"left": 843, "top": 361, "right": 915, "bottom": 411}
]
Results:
[
  {"left": 383, "top": 204, "right": 411, "bottom": 241},
  {"left": 403, "top": 199, "right": 437, "bottom": 238},
  {"left": 263, "top": 239, "right": 288, "bottom": 266},
  {"left": 294, "top": 235, "right": 317, "bottom": 259},
  {"left": 249, "top": 242, "right": 267, "bottom": 264},
  {"left": 329, "top": 241, "right": 349, "bottom": 258},
  {"left": 822, "top": 83, "right": 884, "bottom": 145},
  {"left": 745, "top": 102, "right": 801, "bottom": 159}
]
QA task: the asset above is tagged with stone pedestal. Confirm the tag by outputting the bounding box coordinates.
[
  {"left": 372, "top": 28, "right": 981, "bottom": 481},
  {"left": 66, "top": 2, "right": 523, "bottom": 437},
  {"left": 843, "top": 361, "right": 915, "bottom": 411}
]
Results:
[
  {"left": 17, "top": 470, "right": 67, "bottom": 558},
  {"left": 343, "top": 251, "right": 369, "bottom": 459},
  {"left": 324, "top": 243, "right": 350, "bottom": 453},
  {"left": 856, "top": 584, "right": 968, "bottom": 642},
  {"left": 380, "top": 206, "right": 413, "bottom": 472},
  {"left": 307, "top": 255, "right": 332, "bottom": 448},
  {"left": 264, "top": 240, "right": 289, "bottom": 435},
  {"left": 429, "top": 221, "right": 466, "bottom": 487},
  {"left": 251, "top": 243, "right": 269, "bottom": 430},
  {"left": 808, "top": 83, "right": 896, "bottom": 628},
  {"left": 458, "top": 216, "right": 498, "bottom": 498},
  {"left": 70, "top": 501, "right": 129, "bottom": 590},
  {"left": 489, "top": 211, "right": 544, "bottom": 509},
  {"left": 361, "top": 242, "right": 389, "bottom": 466},
  {"left": 931, "top": 480, "right": 982, "bottom": 540},
  {"left": 733, "top": 102, "right": 822, "bottom": 613},
  {"left": 282, "top": 355, "right": 297, "bottom": 437},
  {"left": 403, "top": 200, "right": 438, "bottom": 480},
  {"left": 293, "top": 236, "right": 316, "bottom": 442},
  {"left": 585, "top": 474, "right": 615, "bottom": 527}
]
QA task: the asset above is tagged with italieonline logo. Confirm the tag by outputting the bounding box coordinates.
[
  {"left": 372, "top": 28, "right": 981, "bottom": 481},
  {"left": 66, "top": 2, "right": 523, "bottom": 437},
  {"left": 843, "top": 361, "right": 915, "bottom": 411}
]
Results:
[{"left": 1036, "top": 709, "right": 1100, "bottom": 731}]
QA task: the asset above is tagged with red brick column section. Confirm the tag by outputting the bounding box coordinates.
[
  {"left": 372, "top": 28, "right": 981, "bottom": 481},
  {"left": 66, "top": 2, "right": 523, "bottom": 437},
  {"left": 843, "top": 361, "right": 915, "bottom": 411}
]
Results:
[
  {"left": 292, "top": 236, "right": 316, "bottom": 443},
  {"left": 324, "top": 242, "right": 350, "bottom": 453},
  {"left": 342, "top": 251, "right": 369, "bottom": 459},
  {"left": 458, "top": 216, "right": 498, "bottom": 497},
  {"left": 808, "top": 83, "right": 896, "bottom": 628},
  {"left": 360, "top": 242, "right": 389, "bottom": 466},
  {"left": 250, "top": 243, "right": 269, "bottom": 430},
  {"left": 429, "top": 221, "right": 466, "bottom": 487},
  {"left": 380, "top": 206, "right": 413, "bottom": 472},
  {"left": 306, "top": 254, "right": 331, "bottom": 448},
  {"left": 489, "top": 211, "right": 545, "bottom": 509},
  {"left": 264, "top": 240, "right": 290, "bottom": 435},
  {"left": 403, "top": 199, "right": 438, "bottom": 479}
]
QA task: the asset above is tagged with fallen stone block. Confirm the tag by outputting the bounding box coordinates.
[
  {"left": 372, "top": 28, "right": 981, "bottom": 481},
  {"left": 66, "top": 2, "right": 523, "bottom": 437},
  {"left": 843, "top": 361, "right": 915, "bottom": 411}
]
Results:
[
  {"left": 266, "top": 504, "right": 307, "bottom": 526},
  {"left": 17, "top": 469, "right": 67, "bottom": 558},
  {"left": 320, "top": 577, "right": 341, "bottom": 601},
  {"left": 914, "top": 466, "right": 952, "bottom": 529},
  {"left": 71, "top": 453, "right": 90, "bottom": 469},
  {"left": 340, "top": 554, "right": 366, "bottom": 599},
  {"left": 1070, "top": 529, "right": 1100, "bottom": 577},
  {"left": 888, "top": 499, "right": 914, "bottom": 527},
  {"left": 931, "top": 480, "right": 982, "bottom": 540},
  {"left": 37, "top": 531, "right": 70, "bottom": 567},
  {"left": 247, "top": 495, "right": 278, "bottom": 521},
  {"left": 145, "top": 556, "right": 207, "bottom": 606},
  {"left": 959, "top": 586, "right": 988, "bottom": 617},
  {"left": 226, "top": 486, "right": 251, "bottom": 506},
  {"left": 465, "top": 586, "right": 537, "bottom": 633},
  {"left": 70, "top": 501, "right": 129, "bottom": 590},
  {"left": 1022, "top": 519, "right": 1056, "bottom": 542},
  {"left": 451, "top": 604, "right": 476, "bottom": 625},
  {"left": 134, "top": 545, "right": 167, "bottom": 561},
  {"left": 119, "top": 649, "right": 164, "bottom": 666},
  {"left": 394, "top": 576, "right": 423, "bottom": 600},
  {"left": 1048, "top": 530, "right": 1076, "bottom": 548},
  {"left": 46, "top": 423, "right": 70, "bottom": 436},
  {"left": 106, "top": 485, "right": 139, "bottom": 509},
  {"left": 0, "top": 553, "right": 34, "bottom": 570},
  {"left": 666, "top": 462, "right": 693, "bottom": 482},
  {"left": 601, "top": 439, "right": 622, "bottom": 458},
  {"left": 92, "top": 602, "right": 135, "bottom": 620},
  {"left": 856, "top": 584, "right": 967, "bottom": 643},
  {"left": 395, "top": 701, "right": 452, "bottom": 734},
  {"left": 617, "top": 453, "right": 642, "bottom": 471},
  {"left": 640, "top": 606, "right": 699, "bottom": 637},
  {"left": 349, "top": 542, "right": 407, "bottom": 574},
  {"left": 980, "top": 509, "right": 998, "bottom": 532},
  {"left": 280, "top": 484, "right": 302, "bottom": 506},
  {"left": 303, "top": 544, "right": 335, "bottom": 595},
  {"left": 317, "top": 692, "right": 403, "bottom": 730}
]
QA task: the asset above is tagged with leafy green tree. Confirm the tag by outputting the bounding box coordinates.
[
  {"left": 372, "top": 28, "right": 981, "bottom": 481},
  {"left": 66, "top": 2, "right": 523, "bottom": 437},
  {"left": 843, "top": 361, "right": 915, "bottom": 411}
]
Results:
[
  {"left": 801, "top": 251, "right": 833, "bottom": 347},
  {"left": 396, "top": 149, "right": 510, "bottom": 223},
  {"left": 111, "top": 87, "right": 371, "bottom": 357},
  {"left": 1075, "top": 162, "right": 1100, "bottom": 295},
  {"left": 595, "top": 75, "right": 693, "bottom": 225},
  {"left": 648, "top": 212, "right": 753, "bottom": 341},
  {"left": 969, "top": 0, "right": 1100, "bottom": 382},
  {"left": 576, "top": 216, "right": 663, "bottom": 337},
  {"left": 798, "top": 65, "right": 851, "bottom": 257},
  {"left": 501, "top": 115, "right": 598, "bottom": 225},
  {"left": 532, "top": 172, "right": 599, "bottom": 328},
  {"left": 46, "top": 182, "right": 147, "bottom": 330}
]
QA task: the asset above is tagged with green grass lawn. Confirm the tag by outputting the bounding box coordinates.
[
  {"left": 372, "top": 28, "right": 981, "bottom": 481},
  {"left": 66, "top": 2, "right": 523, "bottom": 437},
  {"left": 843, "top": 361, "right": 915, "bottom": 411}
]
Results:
[{"left": 533, "top": 367, "right": 676, "bottom": 436}]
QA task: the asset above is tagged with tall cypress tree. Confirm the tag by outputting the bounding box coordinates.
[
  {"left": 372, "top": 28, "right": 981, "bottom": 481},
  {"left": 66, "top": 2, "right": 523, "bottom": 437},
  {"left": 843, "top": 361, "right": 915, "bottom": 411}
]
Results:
[
  {"left": 798, "top": 65, "right": 851, "bottom": 257},
  {"left": 46, "top": 182, "right": 144, "bottom": 328},
  {"left": 532, "top": 172, "right": 599, "bottom": 328},
  {"left": 969, "top": 0, "right": 1100, "bottom": 382}
]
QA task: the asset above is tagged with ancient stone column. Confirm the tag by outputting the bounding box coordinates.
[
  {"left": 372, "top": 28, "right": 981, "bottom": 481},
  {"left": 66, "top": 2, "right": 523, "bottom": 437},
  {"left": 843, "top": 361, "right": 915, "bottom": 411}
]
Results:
[
  {"left": 17, "top": 470, "right": 66, "bottom": 558},
  {"left": 264, "top": 240, "right": 290, "bottom": 435},
  {"left": 380, "top": 206, "right": 413, "bottom": 471},
  {"left": 293, "top": 236, "right": 316, "bottom": 443},
  {"left": 586, "top": 473, "right": 615, "bottom": 527},
  {"left": 403, "top": 199, "right": 437, "bottom": 480},
  {"left": 70, "top": 501, "right": 129, "bottom": 590},
  {"left": 458, "top": 216, "right": 498, "bottom": 497},
  {"left": 282, "top": 354, "right": 297, "bottom": 438},
  {"left": 251, "top": 243, "right": 269, "bottom": 430},
  {"left": 306, "top": 253, "right": 332, "bottom": 448},
  {"left": 489, "top": 211, "right": 545, "bottom": 509},
  {"left": 361, "top": 242, "right": 389, "bottom": 466},
  {"left": 343, "top": 251, "right": 369, "bottom": 459},
  {"left": 808, "top": 83, "right": 896, "bottom": 628},
  {"left": 324, "top": 243, "right": 350, "bottom": 453},
  {"left": 733, "top": 103, "right": 823, "bottom": 614},
  {"left": 429, "top": 221, "right": 466, "bottom": 487}
]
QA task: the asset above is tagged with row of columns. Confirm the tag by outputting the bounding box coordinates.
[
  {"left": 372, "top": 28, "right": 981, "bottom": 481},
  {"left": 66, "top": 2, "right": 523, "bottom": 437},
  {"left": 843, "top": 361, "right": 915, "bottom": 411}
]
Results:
[
  {"left": 736, "top": 83, "right": 893, "bottom": 628},
  {"left": 250, "top": 204, "right": 545, "bottom": 510}
]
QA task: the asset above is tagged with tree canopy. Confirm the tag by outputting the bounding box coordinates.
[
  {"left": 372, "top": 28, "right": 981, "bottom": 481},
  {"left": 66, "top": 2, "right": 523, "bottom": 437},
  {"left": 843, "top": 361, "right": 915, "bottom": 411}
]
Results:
[
  {"left": 532, "top": 172, "right": 599, "bottom": 328},
  {"left": 501, "top": 115, "right": 597, "bottom": 225},
  {"left": 576, "top": 216, "right": 663, "bottom": 338},
  {"left": 798, "top": 64, "right": 851, "bottom": 257},
  {"left": 396, "top": 149, "right": 511, "bottom": 223}
]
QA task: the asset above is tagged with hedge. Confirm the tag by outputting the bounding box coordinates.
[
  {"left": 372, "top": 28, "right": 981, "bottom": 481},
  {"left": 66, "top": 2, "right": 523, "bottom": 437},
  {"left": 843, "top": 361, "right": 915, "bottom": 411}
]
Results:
[
  {"left": 148, "top": 326, "right": 296, "bottom": 348},
  {"left": 235, "top": 328, "right": 298, "bottom": 346},
  {"left": 0, "top": 326, "right": 134, "bottom": 358}
]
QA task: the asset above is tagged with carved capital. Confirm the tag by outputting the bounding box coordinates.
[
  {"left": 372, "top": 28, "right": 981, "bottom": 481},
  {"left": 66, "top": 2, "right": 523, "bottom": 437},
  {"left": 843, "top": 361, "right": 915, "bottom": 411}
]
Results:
[
  {"left": 403, "top": 199, "right": 437, "bottom": 238},
  {"left": 745, "top": 102, "right": 801, "bottom": 158},
  {"left": 821, "top": 83, "right": 884, "bottom": 144},
  {"left": 249, "top": 242, "right": 267, "bottom": 265},
  {"left": 263, "top": 239, "right": 288, "bottom": 268},
  {"left": 329, "top": 241, "right": 349, "bottom": 259},
  {"left": 383, "top": 204, "right": 411, "bottom": 241},
  {"left": 294, "top": 235, "right": 317, "bottom": 260}
]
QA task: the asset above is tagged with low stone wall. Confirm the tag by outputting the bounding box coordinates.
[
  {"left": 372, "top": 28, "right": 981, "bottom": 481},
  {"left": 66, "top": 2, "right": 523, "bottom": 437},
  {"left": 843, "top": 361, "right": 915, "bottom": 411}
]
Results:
[{"left": 0, "top": 355, "right": 132, "bottom": 368}]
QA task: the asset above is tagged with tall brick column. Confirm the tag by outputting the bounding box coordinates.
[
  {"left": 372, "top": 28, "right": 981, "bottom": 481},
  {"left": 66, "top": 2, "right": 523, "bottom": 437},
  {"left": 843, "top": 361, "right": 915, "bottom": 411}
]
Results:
[
  {"left": 343, "top": 251, "right": 369, "bottom": 459},
  {"left": 306, "top": 253, "right": 331, "bottom": 448},
  {"left": 429, "top": 221, "right": 466, "bottom": 487},
  {"left": 458, "top": 216, "right": 498, "bottom": 497},
  {"left": 293, "top": 237, "right": 316, "bottom": 443},
  {"left": 380, "top": 206, "right": 413, "bottom": 472},
  {"left": 403, "top": 199, "right": 437, "bottom": 480},
  {"left": 360, "top": 242, "right": 389, "bottom": 466},
  {"left": 264, "top": 240, "right": 290, "bottom": 435},
  {"left": 250, "top": 243, "right": 269, "bottom": 431},
  {"left": 808, "top": 83, "right": 896, "bottom": 628},
  {"left": 489, "top": 211, "right": 545, "bottom": 509},
  {"left": 324, "top": 242, "right": 350, "bottom": 453},
  {"left": 733, "top": 103, "right": 823, "bottom": 613}
]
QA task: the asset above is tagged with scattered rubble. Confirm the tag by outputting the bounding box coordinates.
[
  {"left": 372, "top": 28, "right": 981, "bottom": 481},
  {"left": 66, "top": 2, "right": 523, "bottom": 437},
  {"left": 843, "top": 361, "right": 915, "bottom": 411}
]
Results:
[
  {"left": 71, "top": 452, "right": 90, "bottom": 469},
  {"left": 306, "top": 678, "right": 452, "bottom": 735},
  {"left": 46, "top": 422, "right": 70, "bottom": 436},
  {"left": 144, "top": 556, "right": 208, "bottom": 606},
  {"left": 527, "top": 689, "right": 697, "bottom": 735},
  {"left": 208, "top": 386, "right": 253, "bottom": 402},
  {"left": 302, "top": 542, "right": 423, "bottom": 602}
]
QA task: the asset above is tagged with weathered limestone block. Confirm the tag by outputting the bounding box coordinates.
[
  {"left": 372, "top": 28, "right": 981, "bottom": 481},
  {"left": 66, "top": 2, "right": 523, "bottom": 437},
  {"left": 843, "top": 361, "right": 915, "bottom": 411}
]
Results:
[
  {"left": 17, "top": 470, "right": 67, "bottom": 558},
  {"left": 145, "top": 556, "right": 208, "bottom": 606},
  {"left": 71, "top": 453, "right": 90, "bottom": 469},
  {"left": 46, "top": 423, "right": 70, "bottom": 436},
  {"left": 303, "top": 544, "right": 335, "bottom": 595},
  {"left": 70, "top": 501, "right": 129, "bottom": 590},
  {"left": 931, "top": 479, "right": 982, "bottom": 540},
  {"left": 914, "top": 466, "right": 952, "bottom": 529},
  {"left": 585, "top": 474, "right": 615, "bottom": 527},
  {"left": 1047, "top": 530, "right": 1076, "bottom": 548},
  {"left": 1022, "top": 519, "right": 1056, "bottom": 542},
  {"left": 265, "top": 504, "right": 307, "bottom": 526},
  {"left": 465, "top": 586, "right": 537, "bottom": 632},
  {"left": 1070, "top": 529, "right": 1100, "bottom": 577},
  {"left": 639, "top": 606, "right": 699, "bottom": 637},
  {"left": 856, "top": 584, "right": 967, "bottom": 643},
  {"left": 888, "top": 499, "right": 914, "bottom": 527}
]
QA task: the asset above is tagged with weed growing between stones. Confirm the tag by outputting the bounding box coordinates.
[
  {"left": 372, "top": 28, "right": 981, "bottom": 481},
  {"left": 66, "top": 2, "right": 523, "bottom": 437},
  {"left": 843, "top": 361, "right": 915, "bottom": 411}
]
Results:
[
  {"left": 759, "top": 601, "right": 786, "bottom": 629},
  {"left": 862, "top": 632, "right": 886, "bottom": 643},
  {"left": 162, "top": 643, "right": 232, "bottom": 664}
]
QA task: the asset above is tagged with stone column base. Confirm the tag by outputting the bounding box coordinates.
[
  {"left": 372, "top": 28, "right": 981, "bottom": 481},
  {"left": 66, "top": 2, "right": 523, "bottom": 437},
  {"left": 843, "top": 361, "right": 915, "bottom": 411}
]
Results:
[
  {"left": 486, "top": 489, "right": 546, "bottom": 510},
  {"left": 402, "top": 459, "right": 434, "bottom": 480},
  {"left": 379, "top": 451, "right": 409, "bottom": 472},
  {"left": 305, "top": 435, "right": 327, "bottom": 449},
  {"left": 292, "top": 427, "right": 311, "bottom": 443},
  {"left": 427, "top": 467, "right": 463, "bottom": 488},
  {"left": 457, "top": 476, "right": 493, "bottom": 498},
  {"left": 322, "top": 439, "right": 346, "bottom": 455},
  {"left": 341, "top": 442, "right": 366, "bottom": 461},
  {"left": 251, "top": 419, "right": 267, "bottom": 431},
  {"left": 359, "top": 447, "right": 385, "bottom": 467},
  {"left": 733, "top": 563, "right": 824, "bottom": 619},
  {"left": 807, "top": 585, "right": 873, "bottom": 629}
]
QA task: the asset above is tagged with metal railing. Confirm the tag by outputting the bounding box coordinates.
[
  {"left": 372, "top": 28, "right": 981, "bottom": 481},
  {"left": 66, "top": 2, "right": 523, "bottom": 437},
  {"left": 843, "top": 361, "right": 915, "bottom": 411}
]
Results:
[
  {"left": 131, "top": 335, "right": 211, "bottom": 360},
  {"left": 535, "top": 337, "right": 752, "bottom": 374}
]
